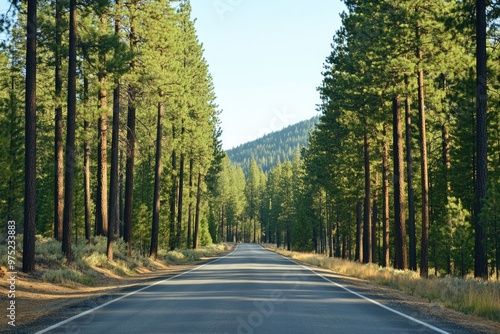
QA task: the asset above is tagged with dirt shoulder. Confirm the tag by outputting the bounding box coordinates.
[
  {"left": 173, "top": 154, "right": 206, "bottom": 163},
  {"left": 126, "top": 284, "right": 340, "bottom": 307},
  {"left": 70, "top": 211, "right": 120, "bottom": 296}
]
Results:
[{"left": 0, "top": 248, "right": 234, "bottom": 333}]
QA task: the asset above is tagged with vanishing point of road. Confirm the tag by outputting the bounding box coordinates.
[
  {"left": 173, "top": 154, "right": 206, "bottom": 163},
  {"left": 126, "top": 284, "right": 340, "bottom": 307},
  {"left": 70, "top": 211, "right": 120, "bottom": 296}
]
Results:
[{"left": 35, "top": 244, "right": 478, "bottom": 334}]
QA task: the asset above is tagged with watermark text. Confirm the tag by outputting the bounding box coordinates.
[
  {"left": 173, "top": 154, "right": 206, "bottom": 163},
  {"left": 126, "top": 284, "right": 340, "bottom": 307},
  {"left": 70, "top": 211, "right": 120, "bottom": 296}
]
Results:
[{"left": 6, "top": 220, "right": 16, "bottom": 327}]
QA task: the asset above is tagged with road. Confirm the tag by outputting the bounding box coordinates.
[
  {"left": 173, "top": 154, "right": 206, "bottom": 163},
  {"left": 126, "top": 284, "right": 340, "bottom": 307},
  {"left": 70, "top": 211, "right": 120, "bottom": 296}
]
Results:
[{"left": 37, "top": 244, "right": 462, "bottom": 334}]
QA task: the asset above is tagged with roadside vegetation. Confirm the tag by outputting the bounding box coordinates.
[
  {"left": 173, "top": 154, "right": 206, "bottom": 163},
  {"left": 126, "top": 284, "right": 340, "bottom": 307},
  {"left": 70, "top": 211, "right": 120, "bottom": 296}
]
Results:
[
  {"left": 1, "top": 235, "right": 231, "bottom": 287},
  {"left": 269, "top": 246, "right": 500, "bottom": 322}
]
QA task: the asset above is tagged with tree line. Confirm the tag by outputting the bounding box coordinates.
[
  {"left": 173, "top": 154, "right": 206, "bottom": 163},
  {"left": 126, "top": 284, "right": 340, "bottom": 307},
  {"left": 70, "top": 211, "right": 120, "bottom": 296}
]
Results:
[
  {"left": 215, "top": 0, "right": 499, "bottom": 280},
  {"left": 1, "top": 0, "right": 223, "bottom": 273}
]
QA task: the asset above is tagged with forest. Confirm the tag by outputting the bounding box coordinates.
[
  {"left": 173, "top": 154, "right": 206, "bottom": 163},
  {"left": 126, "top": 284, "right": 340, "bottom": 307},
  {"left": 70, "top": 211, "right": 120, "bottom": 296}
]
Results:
[
  {"left": 216, "top": 0, "right": 500, "bottom": 281},
  {"left": 3, "top": 0, "right": 500, "bottom": 283},
  {"left": 226, "top": 116, "right": 318, "bottom": 174},
  {"left": 1, "top": 0, "right": 225, "bottom": 273}
]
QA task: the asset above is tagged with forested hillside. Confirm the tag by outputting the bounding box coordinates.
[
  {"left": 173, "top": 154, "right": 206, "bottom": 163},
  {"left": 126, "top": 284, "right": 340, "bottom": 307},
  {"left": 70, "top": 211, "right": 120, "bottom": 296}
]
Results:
[{"left": 226, "top": 116, "right": 318, "bottom": 173}]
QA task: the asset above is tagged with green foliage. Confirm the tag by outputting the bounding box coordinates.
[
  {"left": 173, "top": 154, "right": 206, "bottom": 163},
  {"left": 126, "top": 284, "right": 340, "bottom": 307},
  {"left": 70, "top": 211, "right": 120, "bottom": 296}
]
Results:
[{"left": 199, "top": 217, "right": 212, "bottom": 247}]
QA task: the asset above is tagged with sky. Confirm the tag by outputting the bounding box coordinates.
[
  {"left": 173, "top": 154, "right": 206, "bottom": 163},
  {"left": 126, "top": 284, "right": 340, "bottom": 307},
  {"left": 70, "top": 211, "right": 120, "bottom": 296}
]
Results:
[{"left": 189, "top": 0, "right": 345, "bottom": 150}]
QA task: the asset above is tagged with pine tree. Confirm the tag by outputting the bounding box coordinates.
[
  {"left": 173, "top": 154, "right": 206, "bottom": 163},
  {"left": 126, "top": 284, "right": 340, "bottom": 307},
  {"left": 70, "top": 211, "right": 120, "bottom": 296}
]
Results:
[
  {"left": 393, "top": 95, "right": 408, "bottom": 270},
  {"left": 150, "top": 100, "right": 163, "bottom": 259},
  {"left": 53, "top": 0, "right": 64, "bottom": 242},
  {"left": 62, "top": 0, "right": 77, "bottom": 261},
  {"left": 23, "top": 0, "right": 37, "bottom": 273},
  {"left": 474, "top": 0, "right": 488, "bottom": 279}
]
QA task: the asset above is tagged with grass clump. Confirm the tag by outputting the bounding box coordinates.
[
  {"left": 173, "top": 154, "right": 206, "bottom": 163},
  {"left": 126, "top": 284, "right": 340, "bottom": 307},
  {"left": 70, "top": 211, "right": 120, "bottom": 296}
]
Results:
[
  {"left": 271, "top": 247, "right": 500, "bottom": 322},
  {"left": 41, "top": 268, "right": 95, "bottom": 287}
]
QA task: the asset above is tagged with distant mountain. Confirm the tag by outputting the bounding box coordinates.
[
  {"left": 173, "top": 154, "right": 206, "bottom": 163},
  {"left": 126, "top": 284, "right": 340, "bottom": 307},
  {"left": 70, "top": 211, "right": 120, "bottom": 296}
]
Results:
[{"left": 226, "top": 116, "right": 319, "bottom": 174}]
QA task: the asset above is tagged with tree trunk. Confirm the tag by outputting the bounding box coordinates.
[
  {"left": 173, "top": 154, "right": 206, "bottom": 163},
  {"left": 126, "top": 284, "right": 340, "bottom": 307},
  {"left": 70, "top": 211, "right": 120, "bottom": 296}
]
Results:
[
  {"left": 328, "top": 199, "right": 333, "bottom": 258},
  {"left": 123, "top": 20, "right": 137, "bottom": 256},
  {"left": 169, "top": 146, "right": 177, "bottom": 250},
  {"left": 372, "top": 174, "right": 378, "bottom": 264},
  {"left": 220, "top": 204, "right": 225, "bottom": 242},
  {"left": 187, "top": 158, "right": 194, "bottom": 249},
  {"left": 108, "top": 2, "right": 121, "bottom": 261},
  {"left": 177, "top": 150, "right": 185, "bottom": 248},
  {"left": 83, "top": 78, "right": 92, "bottom": 243},
  {"left": 474, "top": 0, "right": 488, "bottom": 280},
  {"left": 393, "top": 95, "right": 408, "bottom": 270},
  {"left": 355, "top": 201, "right": 363, "bottom": 263},
  {"left": 54, "top": 0, "right": 64, "bottom": 242},
  {"left": 193, "top": 172, "right": 202, "bottom": 249},
  {"left": 363, "top": 131, "right": 372, "bottom": 263},
  {"left": 442, "top": 123, "right": 453, "bottom": 274},
  {"left": 416, "top": 17, "right": 430, "bottom": 278},
  {"left": 23, "top": 0, "right": 37, "bottom": 273},
  {"left": 96, "top": 88, "right": 108, "bottom": 236},
  {"left": 62, "top": 0, "right": 77, "bottom": 262},
  {"left": 119, "top": 148, "right": 125, "bottom": 238},
  {"left": 382, "top": 126, "right": 390, "bottom": 267},
  {"left": 405, "top": 74, "right": 417, "bottom": 271},
  {"left": 150, "top": 102, "right": 164, "bottom": 259},
  {"left": 96, "top": 14, "right": 108, "bottom": 237}
]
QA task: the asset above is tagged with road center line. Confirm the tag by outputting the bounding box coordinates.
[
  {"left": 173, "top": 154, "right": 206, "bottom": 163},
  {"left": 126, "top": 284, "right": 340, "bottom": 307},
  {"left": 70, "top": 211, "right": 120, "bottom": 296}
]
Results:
[{"left": 35, "top": 245, "right": 239, "bottom": 334}]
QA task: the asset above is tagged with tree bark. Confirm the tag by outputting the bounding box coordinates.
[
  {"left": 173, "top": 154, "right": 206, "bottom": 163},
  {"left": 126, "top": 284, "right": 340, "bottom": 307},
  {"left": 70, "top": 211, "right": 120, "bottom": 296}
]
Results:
[
  {"left": 150, "top": 102, "right": 164, "bottom": 259},
  {"left": 393, "top": 95, "right": 408, "bottom": 270},
  {"left": 328, "top": 198, "right": 333, "bottom": 258},
  {"left": 123, "top": 20, "right": 137, "bottom": 256},
  {"left": 54, "top": 0, "right": 64, "bottom": 242},
  {"left": 187, "top": 158, "right": 194, "bottom": 249},
  {"left": 193, "top": 172, "right": 202, "bottom": 249},
  {"left": 363, "top": 131, "right": 372, "bottom": 263},
  {"left": 405, "top": 74, "right": 417, "bottom": 271},
  {"left": 83, "top": 78, "right": 92, "bottom": 243},
  {"left": 416, "top": 17, "right": 430, "bottom": 278},
  {"left": 474, "top": 0, "right": 488, "bottom": 280},
  {"left": 108, "top": 1, "right": 121, "bottom": 261},
  {"left": 62, "top": 0, "right": 77, "bottom": 262},
  {"left": 169, "top": 146, "right": 177, "bottom": 250},
  {"left": 119, "top": 148, "right": 125, "bottom": 238},
  {"left": 96, "top": 88, "right": 108, "bottom": 236},
  {"left": 95, "top": 14, "right": 109, "bottom": 237},
  {"left": 355, "top": 201, "right": 363, "bottom": 263},
  {"left": 372, "top": 174, "right": 378, "bottom": 264},
  {"left": 23, "top": 0, "right": 37, "bottom": 273},
  {"left": 382, "top": 126, "right": 390, "bottom": 267},
  {"left": 177, "top": 148, "right": 185, "bottom": 248}
]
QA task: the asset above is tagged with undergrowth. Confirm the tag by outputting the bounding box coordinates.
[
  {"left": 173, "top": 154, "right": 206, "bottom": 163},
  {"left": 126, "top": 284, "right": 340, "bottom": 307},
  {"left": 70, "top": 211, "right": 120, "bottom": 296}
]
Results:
[{"left": 0, "top": 235, "right": 231, "bottom": 287}]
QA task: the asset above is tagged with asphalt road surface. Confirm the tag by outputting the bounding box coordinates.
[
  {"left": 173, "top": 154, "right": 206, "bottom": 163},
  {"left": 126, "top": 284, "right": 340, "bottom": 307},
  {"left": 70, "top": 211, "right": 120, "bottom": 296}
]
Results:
[{"left": 36, "top": 244, "right": 466, "bottom": 334}]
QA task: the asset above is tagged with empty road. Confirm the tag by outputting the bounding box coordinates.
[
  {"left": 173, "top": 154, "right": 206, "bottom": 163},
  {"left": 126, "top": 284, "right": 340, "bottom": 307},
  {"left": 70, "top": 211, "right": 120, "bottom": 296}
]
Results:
[{"left": 36, "top": 244, "right": 468, "bottom": 334}]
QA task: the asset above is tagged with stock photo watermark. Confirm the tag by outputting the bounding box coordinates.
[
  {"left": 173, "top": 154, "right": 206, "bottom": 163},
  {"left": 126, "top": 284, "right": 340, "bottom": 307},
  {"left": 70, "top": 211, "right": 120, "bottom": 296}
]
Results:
[
  {"left": 241, "top": 106, "right": 299, "bottom": 144},
  {"left": 212, "top": 0, "right": 245, "bottom": 20},
  {"left": 226, "top": 270, "right": 303, "bottom": 334},
  {"left": 6, "top": 220, "right": 17, "bottom": 327}
]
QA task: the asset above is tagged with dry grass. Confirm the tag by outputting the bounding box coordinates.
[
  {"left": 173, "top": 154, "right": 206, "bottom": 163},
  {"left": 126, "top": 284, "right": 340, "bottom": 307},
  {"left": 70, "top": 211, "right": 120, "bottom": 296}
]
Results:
[
  {"left": 0, "top": 235, "right": 232, "bottom": 287},
  {"left": 270, "top": 246, "right": 500, "bottom": 322}
]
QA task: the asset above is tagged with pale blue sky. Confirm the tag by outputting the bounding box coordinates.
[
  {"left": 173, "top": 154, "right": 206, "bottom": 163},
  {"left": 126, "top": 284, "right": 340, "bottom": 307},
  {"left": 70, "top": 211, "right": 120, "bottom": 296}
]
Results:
[{"left": 190, "top": 0, "right": 345, "bottom": 150}]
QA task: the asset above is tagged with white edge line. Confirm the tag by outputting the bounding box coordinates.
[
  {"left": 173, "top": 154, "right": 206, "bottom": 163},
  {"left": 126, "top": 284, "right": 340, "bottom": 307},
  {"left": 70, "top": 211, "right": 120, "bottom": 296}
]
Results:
[
  {"left": 263, "top": 246, "right": 450, "bottom": 334},
  {"left": 35, "top": 245, "right": 239, "bottom": 334}
]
